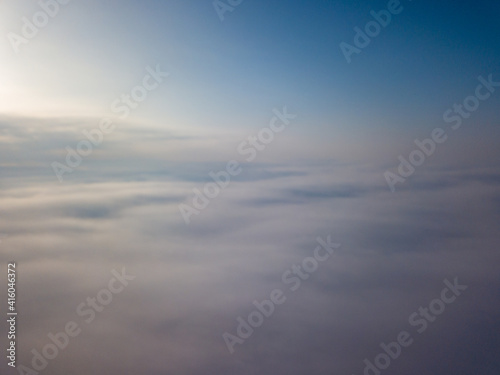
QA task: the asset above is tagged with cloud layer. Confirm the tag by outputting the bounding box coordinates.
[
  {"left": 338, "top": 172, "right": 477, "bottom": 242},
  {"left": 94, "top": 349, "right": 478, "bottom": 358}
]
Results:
[{"left": 1, "top": 114, "right": 499, "bottom": 375}]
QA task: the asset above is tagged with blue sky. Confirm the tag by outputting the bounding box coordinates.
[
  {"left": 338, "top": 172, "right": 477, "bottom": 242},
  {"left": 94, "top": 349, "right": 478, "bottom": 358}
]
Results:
[{"left": 1, "top": 0, "right": 499, "bottom": 132}]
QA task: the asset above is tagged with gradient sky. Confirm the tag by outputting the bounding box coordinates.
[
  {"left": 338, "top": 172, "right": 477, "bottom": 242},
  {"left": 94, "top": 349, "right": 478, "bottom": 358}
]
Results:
[
  {"left": 1, "top": 1, "right": 500, "bottom": 375},
  {"left": 1, "top": 1, "right": 499, "bottom": 129}
]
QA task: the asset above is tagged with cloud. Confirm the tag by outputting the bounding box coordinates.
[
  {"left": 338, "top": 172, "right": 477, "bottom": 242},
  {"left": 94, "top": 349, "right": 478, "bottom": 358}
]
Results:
[{"left": 1, "top": 115, "right": 500, "bottom": 375}]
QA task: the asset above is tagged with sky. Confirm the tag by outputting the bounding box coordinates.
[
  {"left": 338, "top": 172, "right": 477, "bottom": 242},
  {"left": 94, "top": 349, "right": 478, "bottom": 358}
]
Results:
[{"left": 0, "top": 1, "right": 499, "bottom": 374}]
